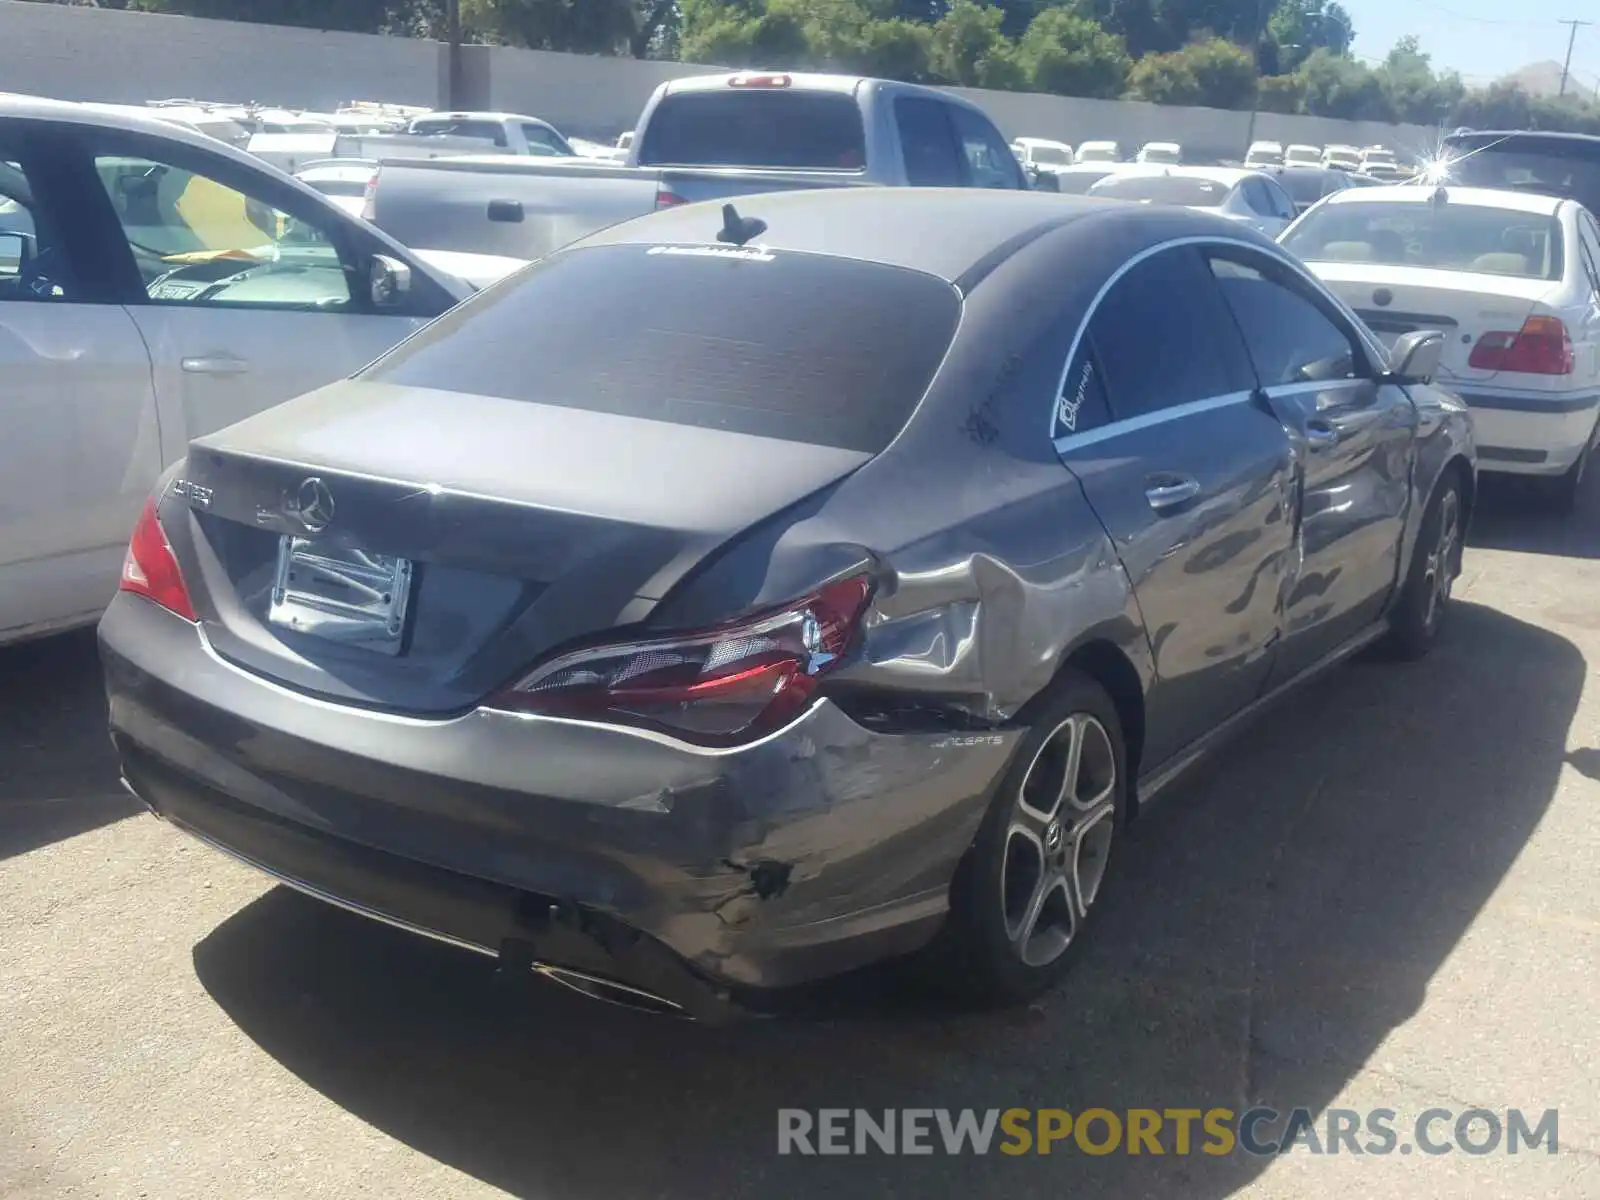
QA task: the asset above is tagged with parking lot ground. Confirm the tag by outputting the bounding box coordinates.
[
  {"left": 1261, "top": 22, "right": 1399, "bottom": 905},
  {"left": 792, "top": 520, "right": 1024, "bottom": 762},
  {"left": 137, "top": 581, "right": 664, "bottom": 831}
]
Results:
[{"left": 2, "top": 477, "right": 1599, "bottom": 1200}]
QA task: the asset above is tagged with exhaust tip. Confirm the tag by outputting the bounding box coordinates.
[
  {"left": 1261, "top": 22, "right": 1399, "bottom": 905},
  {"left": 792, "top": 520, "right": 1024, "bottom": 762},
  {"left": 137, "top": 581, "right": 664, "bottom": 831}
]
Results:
[{"left": 533, "top": 964, "right": 688, "bottom": 1018}]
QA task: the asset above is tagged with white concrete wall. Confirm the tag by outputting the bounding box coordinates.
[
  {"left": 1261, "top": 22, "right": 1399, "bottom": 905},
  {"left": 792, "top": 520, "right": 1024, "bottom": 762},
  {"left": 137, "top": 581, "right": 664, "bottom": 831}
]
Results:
[{"left": 0, "top": 0, "right": 1445, "bottom": 158}]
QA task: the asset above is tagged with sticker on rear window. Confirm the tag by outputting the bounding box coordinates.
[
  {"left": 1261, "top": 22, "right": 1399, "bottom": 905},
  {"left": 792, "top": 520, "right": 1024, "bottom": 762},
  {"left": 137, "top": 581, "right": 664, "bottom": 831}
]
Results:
[{"left": 647, "top": 244, "right": 774, "bottom": 263}]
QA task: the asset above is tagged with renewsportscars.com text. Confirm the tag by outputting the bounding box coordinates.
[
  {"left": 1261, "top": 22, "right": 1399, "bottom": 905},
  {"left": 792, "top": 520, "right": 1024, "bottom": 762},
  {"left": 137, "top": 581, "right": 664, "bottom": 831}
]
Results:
[{"left": 777, "top": 1107, "right": 1559, "bottom": 1157}]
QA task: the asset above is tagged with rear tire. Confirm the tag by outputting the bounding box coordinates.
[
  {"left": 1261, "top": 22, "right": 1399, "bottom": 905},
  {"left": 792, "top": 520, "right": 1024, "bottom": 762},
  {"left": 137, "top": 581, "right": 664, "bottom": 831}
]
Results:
[
  {"left": 1383, "top": 472, "right": 1463, "bottom": 661},
  {"left": 932, "top": 671, "right": 1128, "bottom": 1007},
  {"left": 1541, "top": 438, "right": 1591, "bottom": 516}
]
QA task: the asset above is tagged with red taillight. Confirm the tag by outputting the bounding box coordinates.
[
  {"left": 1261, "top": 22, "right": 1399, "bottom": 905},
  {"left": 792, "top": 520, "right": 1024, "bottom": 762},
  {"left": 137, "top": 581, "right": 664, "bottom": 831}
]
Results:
[
  {"left": 490, "top": 576, "right": 873, "bottom": 745},
  {"left": 655, "top": 187, "right": 687, "bottom": 209},
  {"left": 1467, "top": 314, "right": 1574, "bottom": 375},
  {"left": 728, "top": 72, "right": 792, "bottom": 88},
  {"left": 120, "top": 498, "right": 197, "bottom": 622}
]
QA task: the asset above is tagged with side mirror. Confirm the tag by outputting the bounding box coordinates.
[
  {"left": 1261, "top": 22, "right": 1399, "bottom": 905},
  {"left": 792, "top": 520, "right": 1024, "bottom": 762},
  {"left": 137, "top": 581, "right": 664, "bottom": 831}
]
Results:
[
  {"left": 369, "top": 253, "right": 412, "bottom": 310},
  {"left": 1385, "top": 328, "right": 1446, "bottom": 384}
]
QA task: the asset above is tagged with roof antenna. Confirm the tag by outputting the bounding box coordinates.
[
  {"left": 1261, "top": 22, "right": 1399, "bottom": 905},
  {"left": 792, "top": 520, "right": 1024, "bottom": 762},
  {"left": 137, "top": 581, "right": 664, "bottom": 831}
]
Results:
[{"left": 717, "top": 203, "right": 767, "bottom": 247}]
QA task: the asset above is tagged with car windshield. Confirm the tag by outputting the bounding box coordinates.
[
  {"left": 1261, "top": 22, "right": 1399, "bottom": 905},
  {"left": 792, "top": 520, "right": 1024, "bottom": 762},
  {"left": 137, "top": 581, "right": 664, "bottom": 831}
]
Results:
[
  {"left": 1438, "top": 136, "right": 1600, "bottom": 216},
  {"left": 1282, "top": 200, "right": 1564, "bottom": 280},
  {"left": 1078, "top": 145, "right": 1117, "bottom": 162},
  {"left": 637, "top": 90, "right": 868, "bottom": 169},
  {"left": 1091, "top": 174, "right": 1230, "bottom": 207},
  {"left": 1028, "top": 145, "right": 1071, "bottom": 165},
  {"left": 364, "top": 244, "right": 961, "bottom": 453}
]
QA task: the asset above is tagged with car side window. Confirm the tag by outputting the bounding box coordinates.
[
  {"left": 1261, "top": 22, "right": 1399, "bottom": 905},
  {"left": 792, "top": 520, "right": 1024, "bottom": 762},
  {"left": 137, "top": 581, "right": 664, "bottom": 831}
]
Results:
[
  {"left": 948, "top": 105, "right": 1025, "bottom": 189},
  {"left": 1208, "top": 251, "right": 1363, "bottom": 386},
  {"left": 894, "top": 97, "right": 966, "bottom": 187},
  {"left": 0, "top": 155, "right": 79, "bottom": 303},
  {"left": 520, "top": 123, "right": 568, "bottom": 156},
  {"left": 1264, "top": 180, "right": 1297, "bottom": 220},
  {"left": 1088, "top": 245, "right": 1256, "bottom": 419},
  {"left": 1240, "top": 178, "right": 1274, "bottom": 216},
  {"left": 1575, "top": 211, "right": 1600, "bottom": 295},
  {"left": 92, "top": 152, "right": 355, "bottom": 312},
  {"left": 1054, "top": 342, "right": 1113, "bottom": 439}
]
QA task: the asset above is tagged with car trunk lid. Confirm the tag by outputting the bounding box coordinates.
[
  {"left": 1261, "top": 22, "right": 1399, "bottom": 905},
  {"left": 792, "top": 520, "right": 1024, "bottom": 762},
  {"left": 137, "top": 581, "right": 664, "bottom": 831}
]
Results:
[
  {"left": 171, "top": 379, "right": 872, "bottom": 714},
  {"left": 1308, "top": 261, "right": 1560, "bottom": 384}
]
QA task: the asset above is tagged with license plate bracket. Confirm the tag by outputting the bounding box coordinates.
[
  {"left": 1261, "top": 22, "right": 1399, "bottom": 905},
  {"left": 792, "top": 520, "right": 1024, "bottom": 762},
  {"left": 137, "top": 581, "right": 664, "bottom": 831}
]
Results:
[{"left": 268, "top": 537, "right": 414, "bottom": 655}]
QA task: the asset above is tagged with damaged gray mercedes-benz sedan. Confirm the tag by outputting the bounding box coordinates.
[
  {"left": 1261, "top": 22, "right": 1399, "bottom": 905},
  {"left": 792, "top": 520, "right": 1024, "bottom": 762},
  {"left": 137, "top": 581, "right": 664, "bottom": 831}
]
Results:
[{"left": 100, "top": 188, "right": 1476, "bottom": 1020}]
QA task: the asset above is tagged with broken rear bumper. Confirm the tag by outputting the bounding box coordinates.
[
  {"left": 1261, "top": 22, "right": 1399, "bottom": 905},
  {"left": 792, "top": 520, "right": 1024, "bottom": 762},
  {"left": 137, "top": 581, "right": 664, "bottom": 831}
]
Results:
[{"left": 99, "top": 595, "right": 1021, "bottom": 1018}]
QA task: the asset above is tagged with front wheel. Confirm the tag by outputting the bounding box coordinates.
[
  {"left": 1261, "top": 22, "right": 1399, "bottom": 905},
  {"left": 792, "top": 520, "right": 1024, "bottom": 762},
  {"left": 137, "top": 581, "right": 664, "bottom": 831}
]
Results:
[
  {"left": 934, "top": 672, "right": 1127, "bottom": 1006},
  {"left": 1383, "top": 473, "right": 1463, "bottom": 661}
]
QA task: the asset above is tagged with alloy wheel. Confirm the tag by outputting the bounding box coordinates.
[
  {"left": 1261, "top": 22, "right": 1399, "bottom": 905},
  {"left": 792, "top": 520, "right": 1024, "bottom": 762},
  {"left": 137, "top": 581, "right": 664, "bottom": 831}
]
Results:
[
  {"left": 1000, "top": 713, "right": 1117, "bottom": 968},
  {"left": 1421, "top": 488, "right": 1461, "bottom": 630}
]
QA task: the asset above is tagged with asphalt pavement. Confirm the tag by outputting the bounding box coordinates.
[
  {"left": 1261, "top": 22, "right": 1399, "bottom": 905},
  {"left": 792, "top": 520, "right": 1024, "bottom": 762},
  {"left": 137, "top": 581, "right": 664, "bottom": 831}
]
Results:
[{"left": 2, "top": 476, "right": 1598, "bottom": 1199}]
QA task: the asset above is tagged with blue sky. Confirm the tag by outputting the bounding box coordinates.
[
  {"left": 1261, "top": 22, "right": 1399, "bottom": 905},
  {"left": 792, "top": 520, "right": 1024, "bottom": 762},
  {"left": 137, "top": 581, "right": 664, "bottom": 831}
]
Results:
[{"left": 1342, "top": 0, "right": 1600, "bottom": 91}]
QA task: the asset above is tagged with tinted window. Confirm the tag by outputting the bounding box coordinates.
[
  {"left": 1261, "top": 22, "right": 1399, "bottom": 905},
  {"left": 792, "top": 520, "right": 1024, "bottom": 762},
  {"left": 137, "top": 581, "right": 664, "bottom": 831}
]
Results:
[
  {"left": 1283, "top": 200, "right": 1564, "bottom": 280},
  {"left": 637, "top": 91, "right": 867, "bottom": 169},
  {"left": 1088, "top": 247, "right": 1254, "bottom": 418},
  {"left": 1090, "top": 174, "right": 1229, "bottom": 207},
  {"left": 366, "top": 245, "right": 961, "bottom": 453},
  {"left": 1055, "top": 168, "right": 1116, "bottom": 194},
  {"left": 1028, "top": 144, "right": 1071, "bottom": 165},
  {"left": 1209, "top": 254, "right": 1360, "bottom": 386},
  {"left": 895, "top": 97, "right": 965, "bottom": 186},
  {"left": 410, "top": 119, "right": 508, "bottom": 148},
  {"left": 1240, "top": 178, "right": 1274, "bottom": 215},
  {"left": 1261, "top": 179, "right": 1296, "bottom": 220},
  {"left": 1440, "top": 135, "right": 1600, "bottom": 213},
  {"left": 1276, "top": 170, "right": 1337, "bottom": 205},
  {"left": 1054, "top": 344, "right": 1112, "bottom": 439},
  {"left": 949, "top": 105, "right": 1024, "bottom": 189}
]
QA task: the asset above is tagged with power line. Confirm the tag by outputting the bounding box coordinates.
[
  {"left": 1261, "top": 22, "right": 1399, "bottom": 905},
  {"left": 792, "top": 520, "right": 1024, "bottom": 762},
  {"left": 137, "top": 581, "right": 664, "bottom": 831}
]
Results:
[{"left": 1558, "top": 18, "right": 1591, "bottom": 96}]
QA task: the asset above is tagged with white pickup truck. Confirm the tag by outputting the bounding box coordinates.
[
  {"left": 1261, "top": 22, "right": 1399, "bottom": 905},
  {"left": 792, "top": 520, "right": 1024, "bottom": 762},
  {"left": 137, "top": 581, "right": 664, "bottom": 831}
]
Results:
[{"left": 364, "top": 71, "right": 1032, "bottom": 260}]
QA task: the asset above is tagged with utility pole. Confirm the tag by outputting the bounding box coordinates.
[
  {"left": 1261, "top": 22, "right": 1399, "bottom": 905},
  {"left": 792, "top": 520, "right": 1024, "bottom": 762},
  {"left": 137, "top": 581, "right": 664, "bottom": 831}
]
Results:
[
  {"left": 446, "top": 0, "right": 464, "bottom": 110},
  {"left": 1558, "top": 18, "right": 1590, "bottom": 97}
]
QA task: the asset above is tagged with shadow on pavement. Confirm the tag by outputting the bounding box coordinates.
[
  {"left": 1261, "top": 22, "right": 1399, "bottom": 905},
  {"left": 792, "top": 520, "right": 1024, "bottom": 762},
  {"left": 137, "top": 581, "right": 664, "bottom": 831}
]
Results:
[
  {"left": 193, "top": 601, "right": 1582, "bottom": 1199},
  {"left": 0, "top": 629, "right": 135, "bottom": 862},
  {"left": 1467, "top": 470, "right": 1600, "bottom": 560}
]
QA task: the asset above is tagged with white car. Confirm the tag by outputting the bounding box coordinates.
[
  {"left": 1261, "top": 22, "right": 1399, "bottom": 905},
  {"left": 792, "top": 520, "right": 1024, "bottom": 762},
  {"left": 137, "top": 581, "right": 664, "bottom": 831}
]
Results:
[
  {"left": 1284, "top": 143, "right": 1322, "bottom": 167},
  {"left": 1359, "top": 146, "right": 1406, "bottom": 181},
  {"left": 1245, "top": 140, "right": 1284, "bottom": 168},
  {"left": 1135, "top": 141, "right": 1181, "bottom": 164},
  {"left": 1282, "top": 184, "right": 1600, "bottom": 510},
  {"left": 1322, "top": 144, "right": 1361, "bottom": 171},
  {"left": 1010, "top": 136, "right": 1075, "bottom": 170},
  {"left": 1075, "top": 140, "right": 1120, "bottom": 163},
  {"left": 1087, "top": 166, "right": 1300, "bottom": 238},
  {"left": 294, "top": 158, "right": 379, "bottom": 218},
  {"left": 0, "top": 95, "right": 508, "bottom": 646}
]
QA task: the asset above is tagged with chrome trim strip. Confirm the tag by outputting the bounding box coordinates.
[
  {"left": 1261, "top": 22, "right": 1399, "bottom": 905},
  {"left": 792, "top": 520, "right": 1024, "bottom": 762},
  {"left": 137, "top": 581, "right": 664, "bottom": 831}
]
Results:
[
  {"left": 1052, "top": 389, "right": 1255, "bottom": 452},
  {"left": 534, "top": 965, "right": 686, "bottom": 1016},
  {"left": 1262, "top": 378, "right": 1370, "bottom": 400}
]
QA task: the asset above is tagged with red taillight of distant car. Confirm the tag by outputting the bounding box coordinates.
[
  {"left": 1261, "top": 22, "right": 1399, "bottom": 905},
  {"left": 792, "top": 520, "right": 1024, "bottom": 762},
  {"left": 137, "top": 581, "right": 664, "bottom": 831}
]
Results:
[{"left": 120, "top": 498, "right": 197, "bottom": 622}]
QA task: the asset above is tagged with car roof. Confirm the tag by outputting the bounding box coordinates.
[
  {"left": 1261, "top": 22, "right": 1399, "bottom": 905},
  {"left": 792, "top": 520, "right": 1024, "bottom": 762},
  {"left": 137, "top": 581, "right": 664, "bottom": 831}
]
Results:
[
  {"left": 1014, "top": 136, "right": 1071, "bottom": 148},
  {"left": 1127, "top": 165, "right": 1253, "bottom": 186},
  {"left": 574, "top": 187, "right": 1243, "bottom": 288},
  {"left": 1445, "top": 129, "right": 1600, "bottom": 149},
  {"left": 1319, "top": 183, "right": 1564, "bottom": 215},
  {"left": 2, "top": 92, "right": 262, "bottom": 155}
]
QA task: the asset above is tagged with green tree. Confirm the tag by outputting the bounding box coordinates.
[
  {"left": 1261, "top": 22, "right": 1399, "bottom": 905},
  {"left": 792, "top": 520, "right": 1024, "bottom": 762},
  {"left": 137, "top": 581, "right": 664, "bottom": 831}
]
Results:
[
  {"left": 1013, "top": 6, "right": 1129, "bottom": 98},
  {"left": 1128, "top": 36, "right": 1255, "bottom": 109},
  {"left": 460, "top": 0, "right": 671, "bottom": 54},
  {"left": 928, "top": 0, "right": 1020, "bottom": 87},
  {"left": 1266, "top": 0, "right": 1352, "bottom": 72},
  {"left": 1256, "top": 70, "right": 1306, "bottom": 113},
  {"left": 1297, "top": 47, "right": 1392, "bottom": 119}
]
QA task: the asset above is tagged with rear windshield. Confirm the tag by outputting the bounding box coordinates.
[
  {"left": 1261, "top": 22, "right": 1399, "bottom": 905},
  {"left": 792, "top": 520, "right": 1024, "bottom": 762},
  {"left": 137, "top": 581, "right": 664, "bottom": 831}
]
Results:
[
  {"left": 303, "top": 177, "right": 367, "bottom": 198},
  {"left": 1055, "top": 169, "right": 1115, "bottom": 194},
  {"left": 1028, "top": 145, "right": 1071, "bottom": 165},
  {"left": 1440, "top": 136, "right": 1600, "bottom": 215},
  {"left": 1282, "top": 201, "right": 1564, "bottom": 280},
  {"left": 637, "top": 90, "right": 867, "bottom": 169},
  {"left": 1277, "top": 170, "right": 1337, "bottom": 204},
  {"left": 363, "top": 244, "right": 960, "bottom": 453},
  {"left": 1091, "top": 175, "right": 1229, "bottom": 206}
]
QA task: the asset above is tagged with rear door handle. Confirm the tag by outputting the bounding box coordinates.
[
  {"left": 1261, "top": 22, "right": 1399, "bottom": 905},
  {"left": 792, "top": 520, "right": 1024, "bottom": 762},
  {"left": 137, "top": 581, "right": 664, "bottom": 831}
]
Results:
[
  {"left": 181, "top": 354, "right": 251, "bottom": 376},
  {"left": 1144, "top": 474, "right": 1202, "bottom": 511}
]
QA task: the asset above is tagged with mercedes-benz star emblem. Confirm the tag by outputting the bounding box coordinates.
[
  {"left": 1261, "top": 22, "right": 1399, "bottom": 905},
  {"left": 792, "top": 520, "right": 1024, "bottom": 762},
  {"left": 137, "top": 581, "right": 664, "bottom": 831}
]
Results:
[
  {"left": 292, "top": 477, "right": 336, "bottom": 533},
  {"left": 1044, "top": 820, "right": 1064, "bottom": 853}
]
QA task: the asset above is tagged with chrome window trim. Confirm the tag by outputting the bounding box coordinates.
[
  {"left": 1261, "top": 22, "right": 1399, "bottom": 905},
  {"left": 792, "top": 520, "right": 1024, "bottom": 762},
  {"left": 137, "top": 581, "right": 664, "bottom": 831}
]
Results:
[
  {"left": 1046, "top": 232, "right": 1389, "bottom": 444},
  {"left": 1054, "top": 390, "right": 1255, "bottom": 452},
  {"left": 1262, "top": 378, "right": 1370, "bottom": 400}
]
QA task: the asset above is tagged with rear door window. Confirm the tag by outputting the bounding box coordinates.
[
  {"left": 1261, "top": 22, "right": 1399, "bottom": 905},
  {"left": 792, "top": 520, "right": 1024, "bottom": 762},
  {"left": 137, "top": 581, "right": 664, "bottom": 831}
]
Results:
[
  {"left": 636, "top": 90, "right": 867, "bottom": 169},
  {"left": 365, "top": 244, "right": 961, "bottom": 453},
  {"left": 894, "top": 97, "right": 966, "bottom": 187},
  {"left": 1087, "top": 246, "right": 1255, "bottom": 418}
]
